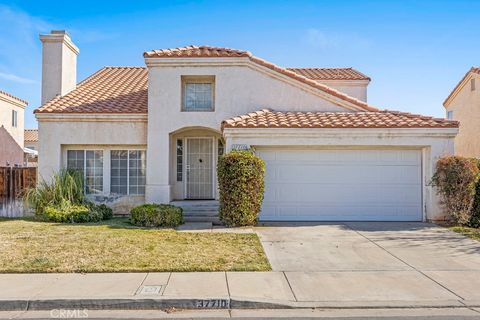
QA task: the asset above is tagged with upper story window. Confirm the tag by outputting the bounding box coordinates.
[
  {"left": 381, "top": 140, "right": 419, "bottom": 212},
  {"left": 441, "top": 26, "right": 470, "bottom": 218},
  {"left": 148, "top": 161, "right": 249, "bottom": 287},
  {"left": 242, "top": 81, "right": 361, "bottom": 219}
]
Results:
[
  {"left": 182, "top": 76, "right": 215, "bottom": 111},
  {"left": 471, "top": 78, "right": 476, "bottom": 91},
  {"left": 11, "top": 110, "right": 17, "bottom": 127},
  {"left": 447, "top": 111, "right": 454, "bottom": 120}
]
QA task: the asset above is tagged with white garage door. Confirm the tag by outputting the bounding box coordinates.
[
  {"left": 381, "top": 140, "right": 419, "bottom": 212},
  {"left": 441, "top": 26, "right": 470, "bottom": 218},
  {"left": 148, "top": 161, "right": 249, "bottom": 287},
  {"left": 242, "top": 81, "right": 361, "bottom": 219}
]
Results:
[{"left": 257, "top": 148, "right": 422, "bottom": 221}]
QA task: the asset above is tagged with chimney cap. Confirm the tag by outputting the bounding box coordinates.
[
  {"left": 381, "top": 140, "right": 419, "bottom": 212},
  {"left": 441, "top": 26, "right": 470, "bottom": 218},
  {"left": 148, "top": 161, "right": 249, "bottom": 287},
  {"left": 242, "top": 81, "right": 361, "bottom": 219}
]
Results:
[
  {"left": 51, "top": 30, "right": 69, "bottom": 36},
  {"left": 39, "top": 30, "right": 79, "bottom": 55}
]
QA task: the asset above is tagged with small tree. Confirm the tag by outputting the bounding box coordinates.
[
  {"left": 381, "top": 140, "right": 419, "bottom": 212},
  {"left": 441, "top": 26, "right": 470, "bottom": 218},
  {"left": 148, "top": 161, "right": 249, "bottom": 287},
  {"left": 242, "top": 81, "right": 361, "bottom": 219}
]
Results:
[
  {"left": 217, "top": 150, "right": 265, "bottom": 226},
  {"left": 430, "top": 156, "right": 480, "bottom": 225}
]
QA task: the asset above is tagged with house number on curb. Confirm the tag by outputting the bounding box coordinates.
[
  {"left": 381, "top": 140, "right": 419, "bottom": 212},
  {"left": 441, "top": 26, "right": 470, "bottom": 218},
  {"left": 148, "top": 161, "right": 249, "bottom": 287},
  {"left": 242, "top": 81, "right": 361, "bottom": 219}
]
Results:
[{"left": 195, "top": 299, "right": 230, "bottom": 308}]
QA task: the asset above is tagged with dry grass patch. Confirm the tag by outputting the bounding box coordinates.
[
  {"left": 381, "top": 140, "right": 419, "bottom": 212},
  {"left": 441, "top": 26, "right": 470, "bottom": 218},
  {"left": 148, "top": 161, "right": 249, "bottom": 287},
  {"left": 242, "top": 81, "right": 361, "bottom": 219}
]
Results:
[
  {"left": 450, "top": 226, "right": 480, "bottom": 241},
  {"left": 0, "top": 218, "right": 270, "bottom": 273}
]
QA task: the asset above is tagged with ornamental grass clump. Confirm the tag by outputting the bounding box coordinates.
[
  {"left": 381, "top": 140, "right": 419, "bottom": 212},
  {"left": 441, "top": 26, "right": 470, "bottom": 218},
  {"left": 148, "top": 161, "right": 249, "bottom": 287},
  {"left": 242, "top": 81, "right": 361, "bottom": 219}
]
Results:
[
  {"left": 24, "top": 169, "right": 112, "bottom": 223},
  {"left": 217, "top": 150, "right": 265, "bottom": 227},
  {"left": 430, "top": 156, "right": 480, "bottom": 225}
]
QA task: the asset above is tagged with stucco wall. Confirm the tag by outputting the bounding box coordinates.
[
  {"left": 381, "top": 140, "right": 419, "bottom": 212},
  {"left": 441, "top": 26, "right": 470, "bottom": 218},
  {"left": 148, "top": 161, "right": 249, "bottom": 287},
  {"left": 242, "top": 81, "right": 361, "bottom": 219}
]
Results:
[
  {"left": 145, "top": 59, "right": 357, "bottom": 202},
  {"left": 38, "top": 118, "right": 147, "bottom": 180},
  {"left": 223, "top": 127, "right": 457, "bottom": 222},
  {"left": 0, "top": 126, "right": 24, "bottom": 166},
  {"left": 37, "top": 118, "right": 147, "bottom": 214},
  {"left": 317, "top": 80, "right": 368, "bottom": 102},
  {"left": 0, "top": 95, "right": 25, "bottom": 148},
  {"left": 445, "top": 73, "right": 480, "bottom": 158}
]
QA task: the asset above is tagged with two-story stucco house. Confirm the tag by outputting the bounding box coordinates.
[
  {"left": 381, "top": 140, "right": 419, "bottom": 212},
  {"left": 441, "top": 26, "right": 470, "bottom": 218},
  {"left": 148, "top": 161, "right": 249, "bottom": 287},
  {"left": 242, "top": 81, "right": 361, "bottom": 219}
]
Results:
[
  {"left": 0, "top": 90, "right": 28, "bottom": 166},
  {"left": 36, "top": 30, "right": 459, "bottom": 222},
  {"left": 443, "top": 67, "right": 480, "bottom": 158}
]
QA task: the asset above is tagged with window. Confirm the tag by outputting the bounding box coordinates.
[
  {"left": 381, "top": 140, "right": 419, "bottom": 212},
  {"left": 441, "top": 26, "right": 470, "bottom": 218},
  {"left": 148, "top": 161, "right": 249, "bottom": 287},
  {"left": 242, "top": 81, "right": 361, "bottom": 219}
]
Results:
[
  {"left": 182, "top": 76, "right": 215, "bottom": 111},
  {"left": 67, "top": 150, "right": 103, "bottom": 194},
  {"left": 110, "top": 150, "right": 146, "bottom": 195},
  {"left": 472, "top": 78, "right": 476, "bottom": 91},
  {"left": 11, "top": 110, "right": 17, "bottom": 127},
  {"left": 176, "top": 139, "right": 183, "bottom": 181},
  {"left": 447, "top": 111, "right": 454, "bottom": 120}
]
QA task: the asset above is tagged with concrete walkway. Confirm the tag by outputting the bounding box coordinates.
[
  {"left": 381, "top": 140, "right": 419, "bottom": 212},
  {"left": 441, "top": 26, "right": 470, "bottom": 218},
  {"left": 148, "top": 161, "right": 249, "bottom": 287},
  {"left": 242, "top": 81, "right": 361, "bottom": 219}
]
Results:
[{"left": 1, "top": 222, "right": 480, "bottom": 311}]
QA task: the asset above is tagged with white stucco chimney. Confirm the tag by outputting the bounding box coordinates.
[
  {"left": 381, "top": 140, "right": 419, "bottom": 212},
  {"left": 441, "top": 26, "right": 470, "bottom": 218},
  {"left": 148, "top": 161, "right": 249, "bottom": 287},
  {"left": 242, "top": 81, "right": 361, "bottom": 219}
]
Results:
[{"left": 39, "top": 30, "right": 79, "bottom": 104}]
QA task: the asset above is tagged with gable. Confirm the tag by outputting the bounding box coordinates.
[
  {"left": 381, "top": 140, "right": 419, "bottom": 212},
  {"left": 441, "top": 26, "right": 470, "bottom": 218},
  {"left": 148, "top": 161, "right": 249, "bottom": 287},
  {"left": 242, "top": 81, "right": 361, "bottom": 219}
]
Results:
[
  {"left": 145, "top": 46, "right": 378, "bottom": 112},
  {"left": 444, "top": 67, "right": 480, "bottom": 108}
]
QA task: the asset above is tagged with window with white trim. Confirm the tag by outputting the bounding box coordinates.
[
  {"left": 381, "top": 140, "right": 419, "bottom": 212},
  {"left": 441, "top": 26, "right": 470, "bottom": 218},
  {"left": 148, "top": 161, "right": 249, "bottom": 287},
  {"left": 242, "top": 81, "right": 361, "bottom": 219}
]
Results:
[
  {"left": 447, "top": 111, "right": 454, "bottom": 120},
  {"left": 67, "top": 150, "right": 103, "bottom": 194},
  {"left": 110, "top": 150, "right": 146, "bottom": 195},
  {"left": 182, "top": 76, "right": 215, "bottom": 111}
]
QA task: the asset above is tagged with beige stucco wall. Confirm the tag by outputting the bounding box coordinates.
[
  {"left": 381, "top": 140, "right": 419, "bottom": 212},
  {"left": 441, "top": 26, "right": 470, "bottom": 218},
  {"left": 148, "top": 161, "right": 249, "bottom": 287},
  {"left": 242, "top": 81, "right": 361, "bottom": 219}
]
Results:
[
  {"left": 0, "top": 126, "right": 24, "bottom": 166},
  {"left": 317, "top": 80, "right": 369, "bottom": 102},
  {"left": 223, "top": 127, "right": 457, "bottom": 222},
  {"left": 0, "top": 94, "right": 25, "bottom": 148},
  {"left": 37, "top": 116, "right": 147, "bottom": 213},
  {"left": 145, "top": 58, "right": 359, "bottom": 203},
  {"left": 445, "top": 73, "right": 480, "bottom": 158}
]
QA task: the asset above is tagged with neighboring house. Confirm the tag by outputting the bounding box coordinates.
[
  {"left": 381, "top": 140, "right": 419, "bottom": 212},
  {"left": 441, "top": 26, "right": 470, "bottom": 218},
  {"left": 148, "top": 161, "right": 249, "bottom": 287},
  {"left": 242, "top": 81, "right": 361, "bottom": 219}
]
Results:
[
  {"left": 443, "top": 67, "right": 480, "bottom": 158},
  {"left": 24, "top": 129, "right": 39, "bottom": 166},
  {"left": 24, "top": 129, "right": 38, "bottom": 150},
  {"left": 36, "top": 30, "right": 458, "bottom": 222},
  {"left": 0, "top": 90, "right": 28, "bottom": 166}
]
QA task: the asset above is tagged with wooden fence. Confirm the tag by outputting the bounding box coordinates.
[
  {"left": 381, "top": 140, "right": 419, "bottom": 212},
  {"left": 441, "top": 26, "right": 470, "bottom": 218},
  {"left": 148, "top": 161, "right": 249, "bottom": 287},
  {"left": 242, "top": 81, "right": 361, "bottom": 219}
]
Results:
[{"left": 0, "top": 167, "right": 37, "bottom": 200}]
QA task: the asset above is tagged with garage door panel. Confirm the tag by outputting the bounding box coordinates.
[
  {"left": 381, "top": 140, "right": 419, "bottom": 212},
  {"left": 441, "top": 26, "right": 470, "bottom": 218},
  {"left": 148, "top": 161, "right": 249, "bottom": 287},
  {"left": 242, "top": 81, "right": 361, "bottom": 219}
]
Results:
[
  {"left": 262, "top": 149, "right": 421, "bottom": 164},
  {"left": 266, "top": 183, "right": 421, "bottom": 204},
  {"left": 258, "top": 148, "right": 423, "bottom": 221},
  {"left": 271, "top": 164, "right": 420, "bottom": 184},
  {"left": 261, "top": 204, "right": 422, "bottom": 221}
]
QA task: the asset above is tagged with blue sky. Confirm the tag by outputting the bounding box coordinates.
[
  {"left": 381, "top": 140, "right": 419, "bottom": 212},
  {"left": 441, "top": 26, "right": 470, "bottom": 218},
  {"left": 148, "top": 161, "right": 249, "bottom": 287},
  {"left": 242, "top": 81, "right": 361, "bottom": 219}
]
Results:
[{"left": 0, "top": 0, "right": 478, "bottom": 129}]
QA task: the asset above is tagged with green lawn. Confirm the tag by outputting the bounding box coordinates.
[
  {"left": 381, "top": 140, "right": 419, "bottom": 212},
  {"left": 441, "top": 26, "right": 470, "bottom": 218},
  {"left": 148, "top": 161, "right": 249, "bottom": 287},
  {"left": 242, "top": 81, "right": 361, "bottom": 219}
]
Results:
[
  {"left": 450, "top": 226, "right": 480, "bottom": 241},
  {"left": 0, "top": 217, "right": 270, "bottom": 273}
]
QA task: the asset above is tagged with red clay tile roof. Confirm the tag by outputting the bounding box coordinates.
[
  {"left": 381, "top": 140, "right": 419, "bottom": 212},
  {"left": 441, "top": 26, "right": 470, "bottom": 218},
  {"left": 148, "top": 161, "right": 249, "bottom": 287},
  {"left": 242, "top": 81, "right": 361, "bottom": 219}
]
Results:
[
  {"left": 287, "top": 68, "right": 370, "bottom": 81},
  {"left": 0, "top": 89, "right": 28, "bottom": 106},
  {"left": 443, "top": 67, "right": 480, "bottom": 107},
  {"left": 222, "top": 109, "right": 459, "bottom": 129},
  {"left": 24, "top": 129, "right": 38, "bottom": 142},
  {"left": 144, "top": 46, "right": 378, "bottom": 112},
  {"left": 144, "top": 46, "right": 250, "bottom": 58},
  {"left": 34, "top": 67, "right": 147, "bottom": 114}
]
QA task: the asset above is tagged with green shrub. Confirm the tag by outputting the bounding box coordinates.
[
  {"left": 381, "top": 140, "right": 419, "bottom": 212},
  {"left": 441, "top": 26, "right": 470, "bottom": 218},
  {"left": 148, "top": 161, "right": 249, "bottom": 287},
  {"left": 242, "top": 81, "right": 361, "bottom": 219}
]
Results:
[
  {"left": 43, "top": 200, "right": 95, "bottom": 223},
  {"left": 130, "top": 204, "right": 183, "bottom": 227},
  {"left": 470, "top": 160, "right": 480, "bottom": 228},
  {"left": 217, "top": 150, "right": 265, "bottom": 227},
  {"left": 430, "top": 156, "right": 480, "bottom": 225},
  {"left": 86, "top": 202, "right": 114, "bottom": 221}
]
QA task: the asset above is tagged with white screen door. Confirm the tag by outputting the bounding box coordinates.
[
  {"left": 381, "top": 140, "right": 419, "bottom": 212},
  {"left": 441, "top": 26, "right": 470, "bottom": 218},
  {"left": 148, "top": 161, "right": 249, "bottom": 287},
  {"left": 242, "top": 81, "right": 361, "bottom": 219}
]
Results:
[{"left": 185, "top": 138, "right": 214, "bottom": 199}]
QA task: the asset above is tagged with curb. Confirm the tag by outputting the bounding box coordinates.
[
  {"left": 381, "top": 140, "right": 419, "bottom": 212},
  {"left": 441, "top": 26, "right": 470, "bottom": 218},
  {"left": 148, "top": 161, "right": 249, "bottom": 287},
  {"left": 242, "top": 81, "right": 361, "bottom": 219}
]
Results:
[{"left": 0, "top": 298, "right": 477, "bottom": 311}]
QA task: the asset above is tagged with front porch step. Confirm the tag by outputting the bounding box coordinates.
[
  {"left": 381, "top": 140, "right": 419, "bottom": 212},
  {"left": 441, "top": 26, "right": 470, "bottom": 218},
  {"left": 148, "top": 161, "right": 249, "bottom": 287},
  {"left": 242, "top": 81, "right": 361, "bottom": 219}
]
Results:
[{"left": 171, "top": 200, "right": 221, "bottom": 225}]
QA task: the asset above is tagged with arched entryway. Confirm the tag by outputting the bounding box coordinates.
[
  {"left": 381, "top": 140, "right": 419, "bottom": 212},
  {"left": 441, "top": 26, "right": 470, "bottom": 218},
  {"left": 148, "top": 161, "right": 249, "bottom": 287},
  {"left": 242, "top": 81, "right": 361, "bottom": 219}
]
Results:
[{"left": 169, "top": 127, "right": 224, "bottom": 200}]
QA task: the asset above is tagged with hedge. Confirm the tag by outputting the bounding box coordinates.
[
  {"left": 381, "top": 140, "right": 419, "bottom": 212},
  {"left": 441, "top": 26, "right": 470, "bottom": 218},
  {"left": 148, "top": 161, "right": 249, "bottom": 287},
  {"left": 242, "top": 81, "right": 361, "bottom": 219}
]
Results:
[
  {"left": 130, "top": 204, "right": 183, "bottom": 227},
  {"left": 217, "top": 150, "right": 265, "bottom": 226},
  {"left": 431, "top": 156, "right": 480, "bottom": 225}
]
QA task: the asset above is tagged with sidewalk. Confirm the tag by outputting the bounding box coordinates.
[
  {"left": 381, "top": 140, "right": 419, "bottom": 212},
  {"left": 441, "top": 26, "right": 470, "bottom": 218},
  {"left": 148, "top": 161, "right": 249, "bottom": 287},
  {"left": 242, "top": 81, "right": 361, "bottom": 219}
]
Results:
[{"left": 1, "top": 272, "right": 479, "bottom": 311}]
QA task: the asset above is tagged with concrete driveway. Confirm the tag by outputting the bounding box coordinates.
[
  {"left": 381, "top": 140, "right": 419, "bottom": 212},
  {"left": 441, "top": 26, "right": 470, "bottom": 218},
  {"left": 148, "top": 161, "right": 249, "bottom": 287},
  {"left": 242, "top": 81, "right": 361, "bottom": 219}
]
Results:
[{"left": 255, "top": 222, "right": 480, "bottom": 305}]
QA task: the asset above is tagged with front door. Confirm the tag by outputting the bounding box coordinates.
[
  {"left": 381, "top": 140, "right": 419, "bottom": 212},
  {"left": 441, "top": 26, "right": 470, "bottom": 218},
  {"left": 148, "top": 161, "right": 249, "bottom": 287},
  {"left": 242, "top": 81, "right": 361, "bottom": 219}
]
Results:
[{"left": 185, "top": 138, "right": 214, "bottom": 199}]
